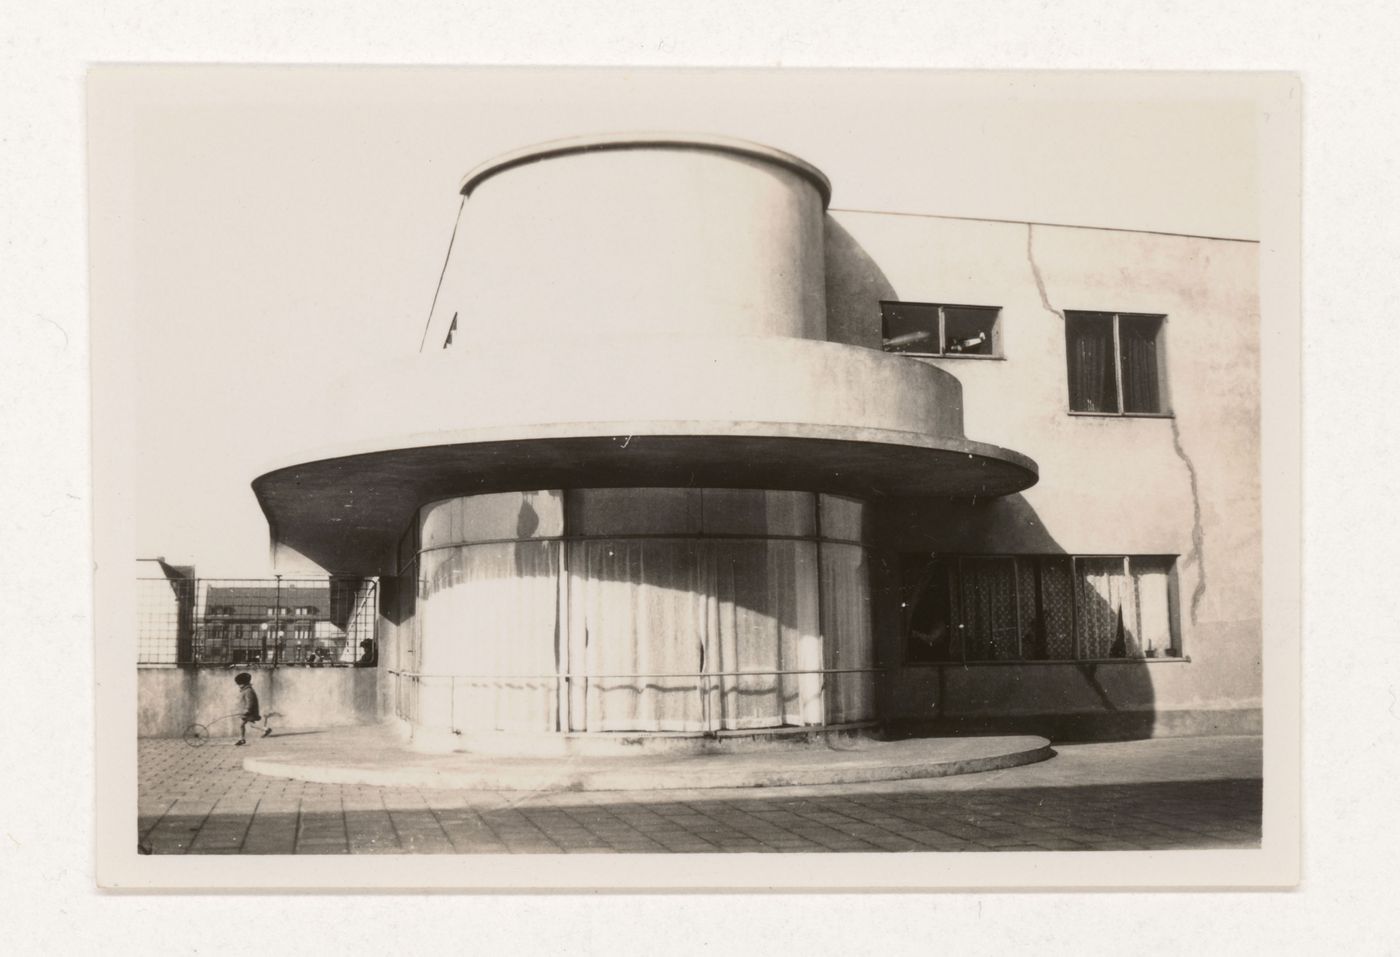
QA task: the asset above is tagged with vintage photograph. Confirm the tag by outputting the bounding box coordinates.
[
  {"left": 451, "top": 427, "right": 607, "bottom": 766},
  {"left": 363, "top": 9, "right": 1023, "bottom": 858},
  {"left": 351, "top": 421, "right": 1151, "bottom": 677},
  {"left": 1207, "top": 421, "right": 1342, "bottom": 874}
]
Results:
[{"left": 90, "top": 67, "right": 1295, "bottom": 886}]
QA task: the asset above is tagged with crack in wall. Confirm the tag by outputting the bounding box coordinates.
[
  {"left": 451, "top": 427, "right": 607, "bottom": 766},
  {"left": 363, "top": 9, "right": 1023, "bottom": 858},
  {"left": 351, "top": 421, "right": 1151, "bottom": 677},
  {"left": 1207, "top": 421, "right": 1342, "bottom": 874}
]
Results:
[
  {"left": 1169, "top": 415, "right": 1208, "bottom": 624},
  {"left": 1026, "top": 224, "right": 1064, "bottom": 322},
  {"left": 1027, "top": 221, "right": 1206, "bottom": 625}
]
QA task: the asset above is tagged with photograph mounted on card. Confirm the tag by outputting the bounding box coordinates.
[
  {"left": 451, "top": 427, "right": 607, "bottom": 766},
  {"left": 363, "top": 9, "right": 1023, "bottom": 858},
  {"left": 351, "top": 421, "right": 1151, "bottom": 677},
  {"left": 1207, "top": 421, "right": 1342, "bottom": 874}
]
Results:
[{"left": 89, "top": 65, "right": 1300, "bottom": 890}]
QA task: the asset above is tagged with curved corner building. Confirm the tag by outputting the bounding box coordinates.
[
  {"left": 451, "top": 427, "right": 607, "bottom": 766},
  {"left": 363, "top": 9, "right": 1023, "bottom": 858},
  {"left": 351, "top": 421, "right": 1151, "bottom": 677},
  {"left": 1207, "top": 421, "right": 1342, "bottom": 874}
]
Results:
[{"left": 253, "top": 134, "right": 1038, "bottom": 751}]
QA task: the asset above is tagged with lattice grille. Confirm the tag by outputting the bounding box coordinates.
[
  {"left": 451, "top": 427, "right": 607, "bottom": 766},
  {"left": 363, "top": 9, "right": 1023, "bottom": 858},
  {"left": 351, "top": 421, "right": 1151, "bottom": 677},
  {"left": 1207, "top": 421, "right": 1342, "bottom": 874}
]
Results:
[
  {"left": 960, "top": 558, "right": 1018, "bottom": 661},
  {"left": 1016, "top": 558, "right": 1041, "bottom": 658},
  {"left": 137, "top": 577, "right": 377, "bottom": 667},
  {"left": 1039, "top": 558, "right": 1076, "bottom": 659},
  {"left": 136, "top": 576, "right": 195, "bottom": 665}
]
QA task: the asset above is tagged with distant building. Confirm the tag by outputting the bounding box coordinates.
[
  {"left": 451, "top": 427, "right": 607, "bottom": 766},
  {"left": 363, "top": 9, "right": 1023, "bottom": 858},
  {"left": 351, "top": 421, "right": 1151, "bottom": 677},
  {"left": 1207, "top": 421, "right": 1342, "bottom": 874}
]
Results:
[
  {"left": 199, "top": 583, "right": 358, "bottom": 666},
  {"left": 250, "top": 134, "right": 1260, "bottom": 750},
  {"left": 136, "top": 575, "right": 376, "bottom": 668}
]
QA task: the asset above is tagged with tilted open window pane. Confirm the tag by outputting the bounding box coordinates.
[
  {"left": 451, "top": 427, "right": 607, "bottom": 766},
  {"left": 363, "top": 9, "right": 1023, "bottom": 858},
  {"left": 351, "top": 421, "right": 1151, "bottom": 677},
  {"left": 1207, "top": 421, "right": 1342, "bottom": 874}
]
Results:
[
  {"left": 943, "top": 306, "right": 998, "bottom": 356},
  {"left": 881, "top": 301, "right": 1001, "bottom": 357},
  {"left": 880, "top": 302, "right": 940, "bottom": 355}
]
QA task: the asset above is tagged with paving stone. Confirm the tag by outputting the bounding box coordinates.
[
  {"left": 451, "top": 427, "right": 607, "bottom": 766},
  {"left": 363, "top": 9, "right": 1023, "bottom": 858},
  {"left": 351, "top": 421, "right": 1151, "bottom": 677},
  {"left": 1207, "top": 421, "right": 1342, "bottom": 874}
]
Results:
[
  {"left": 1030, "top": 838, "right": 1092, "bottom": 851},
  {"left": 136, "top": 736, "right": 1263, "bottom": 855}
]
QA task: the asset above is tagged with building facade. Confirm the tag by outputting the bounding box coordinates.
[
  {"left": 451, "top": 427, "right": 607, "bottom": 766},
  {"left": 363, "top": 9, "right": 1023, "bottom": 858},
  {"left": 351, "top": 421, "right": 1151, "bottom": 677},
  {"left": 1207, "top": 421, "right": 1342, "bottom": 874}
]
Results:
[
  {"left": 196, "top": 581, "right": 373, "bottom": 667},
  {"left": 832, "top": 208, "right": 1260, "bottom": 739},
  {"left": 251, "top": 135, "right": 1260, "bottom": 750}
]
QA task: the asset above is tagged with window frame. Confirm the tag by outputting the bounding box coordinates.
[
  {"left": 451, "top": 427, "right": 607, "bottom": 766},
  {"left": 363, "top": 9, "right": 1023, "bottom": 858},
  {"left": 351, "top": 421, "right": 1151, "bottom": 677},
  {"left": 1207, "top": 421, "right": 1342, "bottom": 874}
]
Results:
[
  {"left": 1064, "top": 310, "right": 1172, "bottom": 418},
  {"left": 898, "top": 552, "right": 1186, "bottom": 666},
  {"left": 879, "top": 300, "right": 1004, "bottom": 360}
]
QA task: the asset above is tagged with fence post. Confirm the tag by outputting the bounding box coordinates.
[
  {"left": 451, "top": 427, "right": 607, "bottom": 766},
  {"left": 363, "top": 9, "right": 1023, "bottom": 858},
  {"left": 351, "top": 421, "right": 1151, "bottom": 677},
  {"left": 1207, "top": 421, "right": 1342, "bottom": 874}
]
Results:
[{"left": 270, "top": 574, "right": 281, "bottom": 666}]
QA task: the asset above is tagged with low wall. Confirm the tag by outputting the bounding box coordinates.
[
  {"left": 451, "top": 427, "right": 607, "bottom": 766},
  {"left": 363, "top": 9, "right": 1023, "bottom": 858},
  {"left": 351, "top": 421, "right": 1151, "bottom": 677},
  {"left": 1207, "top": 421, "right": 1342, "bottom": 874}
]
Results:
[
  {"left": 138, "top": 666, "right": 380, "bottom": 738},
  {"left": 882, "top": 708, "right": 1262, "bottom": 744},
  {"left": 871, "top": 616, "right": 1263, "bottom": 742}
]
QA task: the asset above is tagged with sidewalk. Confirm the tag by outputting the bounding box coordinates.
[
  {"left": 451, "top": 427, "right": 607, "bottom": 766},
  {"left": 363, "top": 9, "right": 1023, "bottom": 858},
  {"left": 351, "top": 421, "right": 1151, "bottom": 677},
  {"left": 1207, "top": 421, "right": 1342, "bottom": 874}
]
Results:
[{"left": 138, "top": 733, "right": 1262, "bottom": 854}]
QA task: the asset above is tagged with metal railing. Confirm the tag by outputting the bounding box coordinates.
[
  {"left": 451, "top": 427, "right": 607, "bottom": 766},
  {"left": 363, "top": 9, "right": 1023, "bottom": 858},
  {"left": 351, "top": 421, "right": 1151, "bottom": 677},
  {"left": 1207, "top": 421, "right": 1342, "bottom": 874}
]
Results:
[
  {"left": 389, "top": 667, "right": 882, "bottom": 735},
  {"left": 137, "top": 576, "right": 377, "bottom": 667}
]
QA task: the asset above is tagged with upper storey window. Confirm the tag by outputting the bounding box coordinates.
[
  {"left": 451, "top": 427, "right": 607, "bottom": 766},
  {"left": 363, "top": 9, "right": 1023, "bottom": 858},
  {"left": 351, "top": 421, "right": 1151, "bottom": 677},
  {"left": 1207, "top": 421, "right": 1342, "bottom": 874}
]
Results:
[
  {"left": 880, "top": 301, "right": 1001, "bottom": 358},
  {"left": 1065, "top": 311, "right": 1169, "bottom": 415}
]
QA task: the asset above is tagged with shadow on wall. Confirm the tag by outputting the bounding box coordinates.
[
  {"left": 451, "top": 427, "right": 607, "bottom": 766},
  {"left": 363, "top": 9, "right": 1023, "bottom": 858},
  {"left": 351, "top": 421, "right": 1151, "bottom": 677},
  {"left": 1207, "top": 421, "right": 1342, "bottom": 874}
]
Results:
[
  {"left": 871, "top": 496, "right": 1160, "bottom": 743},
  {"left": 136, "top": 665, "right": 379, "bottom": 737},
  {"left": 824, "top": 220, "right": 1159, "bottom": 741},
  {"left": 824, "top": 215, "right": 969, "bottom": 434},
  {"left": 825, "top": 216, "right": 894, "bottom": 349},
  {"left": 879, "top": 494, "right": 1068, "bottom": 553}
]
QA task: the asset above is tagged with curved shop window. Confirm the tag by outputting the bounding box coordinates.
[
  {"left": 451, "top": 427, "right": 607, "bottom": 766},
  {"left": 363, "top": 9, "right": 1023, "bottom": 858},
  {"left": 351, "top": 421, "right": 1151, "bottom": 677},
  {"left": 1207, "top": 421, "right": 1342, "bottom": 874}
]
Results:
[{"left": 401, "top": 488, "right": 873, "bottom": 735}]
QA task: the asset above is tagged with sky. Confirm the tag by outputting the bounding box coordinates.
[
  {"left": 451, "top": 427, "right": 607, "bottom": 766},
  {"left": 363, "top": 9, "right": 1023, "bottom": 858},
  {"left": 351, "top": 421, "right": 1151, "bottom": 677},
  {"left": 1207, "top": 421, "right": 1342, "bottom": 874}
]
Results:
[{"left": 99, "top": 67, "right": 1261, "bottom": 576}]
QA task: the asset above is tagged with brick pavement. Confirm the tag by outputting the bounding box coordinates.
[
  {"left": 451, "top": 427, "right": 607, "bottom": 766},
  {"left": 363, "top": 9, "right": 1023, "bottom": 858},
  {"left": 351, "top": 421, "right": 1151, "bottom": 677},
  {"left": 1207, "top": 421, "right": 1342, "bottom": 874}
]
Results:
[{"left": 138, "top": 734, "right": 1262, "bottom": 854}]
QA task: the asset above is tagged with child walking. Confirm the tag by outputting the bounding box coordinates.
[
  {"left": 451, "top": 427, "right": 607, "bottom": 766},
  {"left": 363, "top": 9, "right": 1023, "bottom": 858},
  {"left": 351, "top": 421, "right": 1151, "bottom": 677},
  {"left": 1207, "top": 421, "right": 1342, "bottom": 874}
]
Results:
[{"left": 233, "top": 672, "right": 274, "bottom": 745}]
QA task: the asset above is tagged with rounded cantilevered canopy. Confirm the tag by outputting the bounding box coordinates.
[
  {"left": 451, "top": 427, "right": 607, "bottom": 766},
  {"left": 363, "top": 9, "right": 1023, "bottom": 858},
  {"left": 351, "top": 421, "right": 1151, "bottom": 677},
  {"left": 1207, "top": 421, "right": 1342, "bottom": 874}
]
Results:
[
  {"left": 252, "top": 337, "right": 1037, "bottom": 575},
  {"left": 253, "top": 135, "right": 1037, "bottom": 575}
]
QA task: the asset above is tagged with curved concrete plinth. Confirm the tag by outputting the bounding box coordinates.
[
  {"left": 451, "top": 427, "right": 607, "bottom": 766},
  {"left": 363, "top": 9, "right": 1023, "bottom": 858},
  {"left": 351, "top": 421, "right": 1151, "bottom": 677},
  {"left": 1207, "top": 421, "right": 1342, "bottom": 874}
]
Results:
[
  {"left": 406, "top": 723, "right": 884, "bottom": 758},
  {"left": 242, "top": 725, "right": 1053, "bottom": 792}
]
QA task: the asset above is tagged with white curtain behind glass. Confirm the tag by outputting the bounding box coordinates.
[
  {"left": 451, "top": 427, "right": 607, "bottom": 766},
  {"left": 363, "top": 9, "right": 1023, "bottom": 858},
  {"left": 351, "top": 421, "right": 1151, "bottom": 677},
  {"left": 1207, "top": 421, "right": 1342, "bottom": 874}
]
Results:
[
  {"left": 1131, "top": 558, "right": 1173, "bottom": 656},
  {"left": 566, "top": 540, "right": 709, "bottom": 732},
  {"left": 404, "top": 488, "right": 874, "bottom": 735},
  {"left": 419, "top": 541, "right": 560, "bottom": 732},
  {"left": 821, "top": 543, "right": 875, "bottom": 723},
  {"left": 709, "top": 540, "right": 821, "bottom": 729},
  {"left": 1076, "top": 557, "right": 1137, "bottom": 658},
  {"left": 566, "top": 538, "right": 826, "bottom": 732}
]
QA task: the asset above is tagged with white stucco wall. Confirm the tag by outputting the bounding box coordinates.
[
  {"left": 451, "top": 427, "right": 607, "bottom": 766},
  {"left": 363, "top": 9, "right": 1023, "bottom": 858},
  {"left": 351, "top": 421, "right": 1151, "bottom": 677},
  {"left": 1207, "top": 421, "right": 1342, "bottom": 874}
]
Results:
[
  {"left": 828, "top": 210, "right": 1262, "bottom": 731},
  {"left": 137, "top": 666, "right": 380, "bottom": 737},
  {"left": 431, "top": 139, "right": 829, "bottom": 351}
]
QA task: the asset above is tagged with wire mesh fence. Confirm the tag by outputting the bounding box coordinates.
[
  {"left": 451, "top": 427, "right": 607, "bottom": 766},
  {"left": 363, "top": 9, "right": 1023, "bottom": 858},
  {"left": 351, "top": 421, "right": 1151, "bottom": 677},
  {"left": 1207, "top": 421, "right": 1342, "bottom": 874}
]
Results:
[{"left": 136, "top": 576, "right": 378, "bottom": 667}]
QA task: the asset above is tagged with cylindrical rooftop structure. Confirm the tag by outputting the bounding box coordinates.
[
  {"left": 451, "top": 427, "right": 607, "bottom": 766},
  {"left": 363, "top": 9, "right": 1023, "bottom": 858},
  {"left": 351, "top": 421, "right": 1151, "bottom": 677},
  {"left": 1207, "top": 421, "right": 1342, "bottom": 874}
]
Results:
[{"left": 445, "top": 134, "right": 833, "bottom": 348}]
